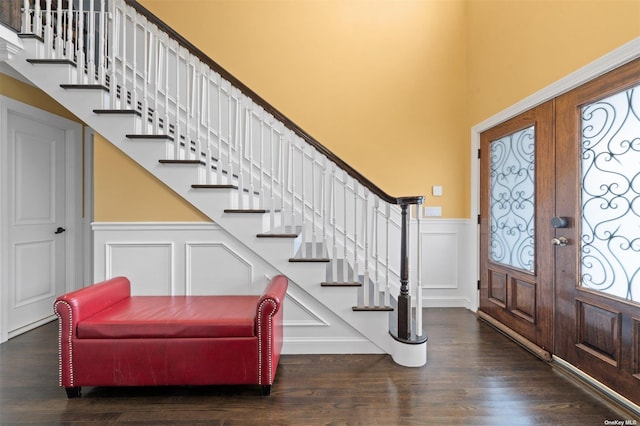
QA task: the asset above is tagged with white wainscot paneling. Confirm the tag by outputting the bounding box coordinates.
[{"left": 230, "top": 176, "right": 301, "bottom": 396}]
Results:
[
  {"left": 186, "top": 243, "right": 253, "bottom": 295},
  {"left": 92, "top": 222, "right": 379, "bottom": 354},
  {"left": 421, "top": 233, "right": 457, "bottom": 289},
  {"left": 418, "top": 219, "right": 475, "bottom": 309},
  {"left": 106, "top": 242, "right": 173, "bottom": 295}
]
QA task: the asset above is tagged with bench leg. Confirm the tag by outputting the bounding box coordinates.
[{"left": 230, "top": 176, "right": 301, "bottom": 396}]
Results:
[
  {"left": 65, "top": 387, "right": 81, "bottom": 398},
  {"left": 261, "top": 385, "right": 271, "bottom": 396}
]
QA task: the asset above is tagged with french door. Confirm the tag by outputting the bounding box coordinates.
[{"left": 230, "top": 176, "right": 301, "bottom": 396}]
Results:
[
  {"left": 554, "top": 58, "right": 640, "bottom": 405},
  {"left": 480, "top": 58, "right": 640, "bottom": 405},
  {"left": 479, "top": 100, "right": 555, "bottom": 353}
]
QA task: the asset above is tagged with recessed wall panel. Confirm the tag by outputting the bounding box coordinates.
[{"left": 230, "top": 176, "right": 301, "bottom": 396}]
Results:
[
  {"left": 106, "top": 243, "right": 173, "bottom": 295},
  {"left": 187, "top": 243, "right": 252, "bottom": 295},
  {"left": 421, "top": 233, "right": 458, "bottom": 289}
]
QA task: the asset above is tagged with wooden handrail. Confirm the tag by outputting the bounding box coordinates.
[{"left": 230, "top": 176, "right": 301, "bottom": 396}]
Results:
[{"left": 124, "top": 0, "right": 423, "bottom": 206}]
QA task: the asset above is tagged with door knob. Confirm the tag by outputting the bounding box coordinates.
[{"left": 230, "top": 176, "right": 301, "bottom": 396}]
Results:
[
  {"left": 551, "top": 236, "right": 568, "bottom": 246},
  {"left": 54, "top": 227, "right": 66, "bottom": 234}
]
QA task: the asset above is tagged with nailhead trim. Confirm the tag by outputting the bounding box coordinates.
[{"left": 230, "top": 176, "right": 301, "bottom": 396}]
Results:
[
  {"left": 54, "top": 300, "right": 74, "bottom": 387},
  {"left": 257, "top": 298, "right": 277, "bottom": 386}
]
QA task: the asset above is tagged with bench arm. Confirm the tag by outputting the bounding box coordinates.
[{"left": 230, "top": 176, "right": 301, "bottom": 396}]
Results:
[
  {"left": 256, "top": 275, "right": 288, "bottom": 387},
  {"left": 53, "top": 276, "right": 131, "bottom": 387}
]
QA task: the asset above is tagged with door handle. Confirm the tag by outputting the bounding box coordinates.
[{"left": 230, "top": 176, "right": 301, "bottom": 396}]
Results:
[
  {"left": 54, "top": 227, "right": 66, "bottom": 234},
  {"left": 551, "top": 236, "right": 568, "bottom": 247}
]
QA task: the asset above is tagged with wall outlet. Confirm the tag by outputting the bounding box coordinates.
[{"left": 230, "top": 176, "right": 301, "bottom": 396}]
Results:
[{"left": 432, "top": 185, "right": 443, "bottom": 196}]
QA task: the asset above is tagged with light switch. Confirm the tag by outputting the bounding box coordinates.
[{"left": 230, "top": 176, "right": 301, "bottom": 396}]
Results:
[{"left": 432, "top": 185, "right": 443, "bottom": 196}]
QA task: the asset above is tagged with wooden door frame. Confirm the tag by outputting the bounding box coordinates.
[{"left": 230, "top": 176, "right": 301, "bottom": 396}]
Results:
[
  {"left": 0, "top": 96, "right": 83, "bottom": 342},
  {"left": 470, "top": 37, "right": 640, "bottom": 313}
]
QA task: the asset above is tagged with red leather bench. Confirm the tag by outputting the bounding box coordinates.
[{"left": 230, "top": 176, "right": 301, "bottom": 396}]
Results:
[{"left": 53, "top": 275, "right": 288, "bottom": 397}]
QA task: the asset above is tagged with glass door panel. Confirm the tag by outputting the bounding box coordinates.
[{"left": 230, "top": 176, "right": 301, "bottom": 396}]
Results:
[{"left": 581, "top": 83, "right": 640, "bottom": 303}]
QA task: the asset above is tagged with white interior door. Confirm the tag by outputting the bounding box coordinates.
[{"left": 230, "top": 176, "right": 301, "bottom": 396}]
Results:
[{"left": 6, "top": 111, "right": 66, "bottom": 336}]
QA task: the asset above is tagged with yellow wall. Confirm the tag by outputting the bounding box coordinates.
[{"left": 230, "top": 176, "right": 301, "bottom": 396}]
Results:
[
  {"left": 467, "top": 0, "right": 640, "bottom": 126},
  {"left": 93, "top": 134, "right": 209, "bottom": 221},
  {"left": 139, "top": 0, "right": 468, "bottom": 217}
]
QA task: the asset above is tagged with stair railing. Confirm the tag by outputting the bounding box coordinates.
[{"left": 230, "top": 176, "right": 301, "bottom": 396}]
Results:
[{"left": 20, "top": 0, "right": 426, "bottom": 343}]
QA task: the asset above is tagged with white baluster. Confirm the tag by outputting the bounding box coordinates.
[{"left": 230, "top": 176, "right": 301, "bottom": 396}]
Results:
[
  {"left": 269, "top": 125, "right": 276, "bottom": 231},
  {"left": 415, "top": 204, "right": 423, "bottom": 337},
  {"left": 97, "top": 0, "right": 106, "bottom": 86},
  {"left": 142, "top": 20, "right": 150, "bottom": 131},
  {"left": 215, "top": 81, "right": 223, "bottom": 184},
  {"left": 353, "top": 180, "right": 359, "bottom": 286},
  {"left": 87, "top": 0, "right": 96, "bottom": 81},
  {"left": 259, "top": 116, "right": 265, "bottom": 209},
  {"left": 174, "top": 45, "right": 181, "bottom": 159},
  {"left": 342, "top": 170, "right": 349, "bottom": 281},
  {"left": 373, "top": 198, "right": 380, "bottom": 307},
  {"left": 129, "top": 7, "right": 137, "bottom": 109},
  {"left": 120, "top": 6, "right": 127, "bottom": 106},
  {"left": 310, "top": 150, "right": 317, "bottom": 258},
  {"left": 321, "top": 157, "right": 328, "bottom": 261},
  {"left": 279, "top": 133, "right": 286, "bottom": 228},
  {"left": 65, "top": 0, "right": 72, "bottom": 65},
  {"left": 363, "top": 188, "right": 370, "bottom": 306},
  {"left": 163, "top": 36, "right": 170, "bottom": 141},
  {"left": 34, "top": 0, "right": 41, "bottom": 39},
  {"left": 288, "top": 133, "right": 295, "bottom": 228},
  {"left": 148, "top": 28, "right": 157, "bottom": 133},
  {"left": 331, "top": 163, "right": 338, "bottom": 282},
  {"left": 22, "top": 0, "right": 30, "bottom": 34},
  {"left": 43, "top": 0, "right": 52, "bottom": 59},
  {"left": 248, "top": 108, "right": 256, "bottom": 209},
  {"left": 205, "top": 68, "right": 213, "bottom": 185},
  {"left": 77, "top": 1, "right": 85, "bottom": 83},
  {"left": 237, "top": 103, "right": 247, "bottom": 209},
  {"left": 385, "top": 203, "right": 391, "bottom": 307},
  {"left": 300, "top": 143, "right": 307, "bottom": 255},
  {"left": 108, "top": 4, "right": 117, "bottom": 109},
  {"left": 228, "top": 88, "right": 238, "bottom": 186},
  {"left": 194, "top": 61, "right": 202, "bottom": 164}
]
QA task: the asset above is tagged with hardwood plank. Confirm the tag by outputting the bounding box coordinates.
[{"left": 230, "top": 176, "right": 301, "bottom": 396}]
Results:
[{"left": 0, "top": 309, "right": 633, "bottom": 424}]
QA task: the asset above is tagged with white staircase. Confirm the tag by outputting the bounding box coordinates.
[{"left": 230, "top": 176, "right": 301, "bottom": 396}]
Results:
[{"left": 1, "top": 0, "right": 427, "bottom": 366}]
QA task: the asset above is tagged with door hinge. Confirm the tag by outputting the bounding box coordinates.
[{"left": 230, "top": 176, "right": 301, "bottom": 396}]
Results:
[
  {"left": 477, "top": 214, "right": 481, "bottom": 225},
  {"left": 477, "top": 280, "right": 481, "bottom": 290},
  {"left": 477, "top": 149, "right": 481, "bottom": 159}
]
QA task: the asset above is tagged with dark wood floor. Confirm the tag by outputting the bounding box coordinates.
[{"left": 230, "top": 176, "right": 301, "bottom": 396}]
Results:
[{"left": 0, "top": 308, "right": 636, "bottom": 425}]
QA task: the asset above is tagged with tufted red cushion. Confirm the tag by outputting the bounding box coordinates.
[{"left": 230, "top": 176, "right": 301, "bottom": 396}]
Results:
[{"left": 77, "top": 296, "right": 260, "bottom": 339}]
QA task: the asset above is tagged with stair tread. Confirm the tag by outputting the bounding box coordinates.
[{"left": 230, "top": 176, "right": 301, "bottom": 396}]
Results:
[
  {"left": 126, "top": 134, "right": 174, "bottom": 141},
  {"left": 224, "top": 209, "right": 269, "bottom": 213},
  {"left": 352, "top": 306, "right": 394, "bottom": 312},
  {"left": 321, "top": 281, "right": 362, "bottom": 287},
  {"left": 18, "top": 33, "right": 44, "bottom": 42},
  {"left": 27, "top": 58, "right": 76, "bottom": 66},
  {"left": 61, "top": 84, "right": 109, "bottom": 91},
  {"left": 94, "top": 109, "right": 142, "bottom": 116},
  {"left": 192, "top": 184, "right": 237, "bottom": 189},
  {"left": 257, "top": 226, "right": 302, "bottom": 238},
  {"left": 159, "top": 159, "right": 202, "bottom": 163}
]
